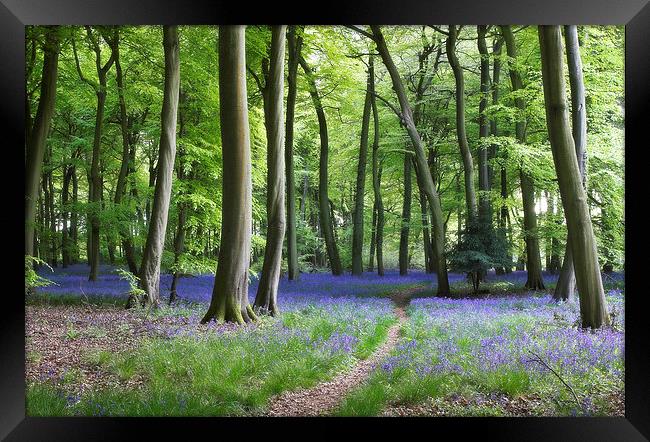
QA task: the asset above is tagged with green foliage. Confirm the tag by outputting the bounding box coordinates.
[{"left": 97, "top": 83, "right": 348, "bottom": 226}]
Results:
[
  {"left": 449, "top": 220, "right": 511, "bottom": 292},
  {"left": 115, "top": 268, "right": 146, "bottom": 303},
  {"left": 25, "top": 255, "right": 56, "bottom": 296}
]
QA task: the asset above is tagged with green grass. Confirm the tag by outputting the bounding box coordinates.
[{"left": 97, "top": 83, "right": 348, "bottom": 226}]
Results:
[{"left": 27, "top": 301, "right": 396, "bottom": 416}]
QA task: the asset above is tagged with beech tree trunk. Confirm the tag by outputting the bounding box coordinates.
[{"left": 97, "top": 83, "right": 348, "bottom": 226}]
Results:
[
  {"left": 399, "top": 152, "right": 412, "bottom": 275},
  {"left": 447, "top": 25, "right": 478, "bottom": 225},
  {"left": 368, "top": 203, "right": 376, "bottom": 271},
  {"left": 554, "top": 25, "right": 588, "bottom": 302},
  {"left": 110, "top": 28, "right": 139, "bottom": 275},
  {"left": 352, "top": 57, "right": 373, "bottom": 276},
  {"left": 74, "top": 27, "right": 117, "bottom": 281},
  {"left": 254, "top": 25, "right": 287, "bottom": 316},
  {"left": 136, "top": 25, "right": 180, "bottom": 308},
  {"left": 539, "top": 25, "right": 609, "bottom": 328},
  {"left": 298, "top": 50, "right": 343, "bottom": 276},
  {"left": 202, "top": 26, "right": 258, "bottom": 324},
  {"left": 500, "top": 25, "right": 545, "bottom": 290},
  {"left": 477, "top": 25, "right": 492, "bottom": 223},
  {"left": 369, "top": 25, "right": 449, "bottom": 295},
  {"left": 285, "top": 26, "right": 301, "bottom": 281},
  {"left": 25, "top": 26, "right": 59, "bottom": 258}
]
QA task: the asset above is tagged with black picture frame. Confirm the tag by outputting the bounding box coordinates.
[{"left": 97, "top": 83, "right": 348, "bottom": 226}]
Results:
[{"left": 3, "top": 0, "right": 648, "bottom": 439}]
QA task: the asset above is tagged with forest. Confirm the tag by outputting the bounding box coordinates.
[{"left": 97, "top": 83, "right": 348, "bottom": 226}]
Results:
[{"left": 24, "top": 24, "right": 624, "bottom": 417}]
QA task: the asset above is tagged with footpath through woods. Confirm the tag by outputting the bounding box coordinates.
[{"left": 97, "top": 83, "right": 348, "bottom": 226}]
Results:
[{"left": 265, "top": 285, "right": 424, "bottom": 417}]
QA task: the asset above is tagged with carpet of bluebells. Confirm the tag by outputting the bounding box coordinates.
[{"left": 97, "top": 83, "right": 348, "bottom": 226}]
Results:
[
  {"left": 27, "top": 264, "right": 624, "bottom": 416},
  {"left": 337, "top": 286, "right": 625, "bottom": 416}
]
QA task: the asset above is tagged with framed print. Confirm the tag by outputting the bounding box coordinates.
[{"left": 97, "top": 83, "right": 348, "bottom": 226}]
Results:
[{"left": 3, "top": 0, "right": 648, "bottom": 439}]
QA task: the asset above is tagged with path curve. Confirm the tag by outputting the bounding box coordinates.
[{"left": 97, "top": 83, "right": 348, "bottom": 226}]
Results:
[{"left": 265, "top": 286, "right": 423, "bottom": 417}]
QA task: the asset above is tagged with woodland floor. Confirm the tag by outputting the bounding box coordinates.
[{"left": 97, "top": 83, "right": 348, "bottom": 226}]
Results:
[{"left": 25, "top": 267, "right": 625, "bottom": 417}]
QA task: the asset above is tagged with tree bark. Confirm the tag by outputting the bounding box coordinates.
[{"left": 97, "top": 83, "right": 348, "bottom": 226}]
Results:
[
  {"left": 368, "top": 202, "right": 376, "bottom": 271},
  {"left": 399, "top": 151, "right": 412, "bottom": 275},
  {"left": 109, "top": 28, "right": 139, "bottom": 275},
  {"left": 477, "top": 25, "right": 492, "bottom": 223},
  {"left": 202, "top": 26, "right": 258, "bottom": 324},
  {"left": 298, "top": 49, "right": 343, "bottom": 275},
  {"left": 25, "top": 26, "right": 59, "bottom": 258},
  {"left": 500, "top": 25, "right": 545, "bottom": 290},
  {"left": 136, "top": 26, "right": 180, "bottom": 308},
  {"left": 554, "top": 25, "right": 588, "bottom": 302},
  {"left": 254, "top": 25, "right": 287, "bottom": 316},
  {"left": 369, "top": 25, "right": 449, "bottom": 295},
  {"left": 284, "top": 26, "right": 301, "bottom": 281},
  {"left": 352, "top": 56, "right": 373, "bottom": 276},
  {"left": 447, "top": 25, "right": 478, "bottom": 225},
  {"left": 539, "top": 25, "right": 609, "bottom": 328}
]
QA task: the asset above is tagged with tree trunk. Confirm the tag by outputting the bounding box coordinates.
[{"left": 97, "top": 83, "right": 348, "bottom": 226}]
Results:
[
  {"left": 202, "top": 26, "right": 258, "bottom": 324},
  {"left": 553, "top": 25, "right": 588, "bottom": 302},
  {"left": 61, "top": 165, "right": 72, "bottom": 267},
  {"left": 298, "top": 49, "right": 343, "bottom": 276},
  {"left": 399, "top": 151, "right": 412, "bottom": 275},
  {"left": 447, "top": 25, "right": 478, "bottom": 225},
  {"left": 539, "top": 25, "right": 609, "bottom": 328},
  {"left": 25, "top": 26, "right": 59, "bottom": 258},
  {"left": 368, "top": 203, "right": 376, "bottom": 272},
  {"left": 136, "top": 26, "right": 180, "bottom": 308},
  {"left": 284, "top": 26, "right": 301, "bottom": 281},
  {"left": 254, "top": 25, "right": 287, "bottom": 316},
  {"left": 500, "top": 25, "right": 545, "bottom": 290},
  {"left": 352, "top": 56, "right": 373, "bottom": 276},
  {"left": 110, "top": 28, "right": 139, "bottom": 275},
  {"left": 370, "top": 25, "right": 449, "bottom": 295},
  {"left": 47, "top": 166, "right": 58, "bottom": 267},
  {"left": 477, "top": 25, "right": 492, "bottom": 223},
  {"left": 71, "top": 167, "right": 79, "bottom": 263}
]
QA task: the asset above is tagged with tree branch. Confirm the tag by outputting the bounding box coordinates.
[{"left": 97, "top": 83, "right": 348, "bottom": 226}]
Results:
[
  {"left": 346, "top": 25, "right": 376, "bottom": 41},
  {"left": 370, "top": 91, "right": 403, "bottom": 120}
]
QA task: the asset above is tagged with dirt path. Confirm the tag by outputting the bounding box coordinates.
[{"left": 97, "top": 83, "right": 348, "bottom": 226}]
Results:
[{"left": 265, "top": 286, "right": 423, "bottom": 417}]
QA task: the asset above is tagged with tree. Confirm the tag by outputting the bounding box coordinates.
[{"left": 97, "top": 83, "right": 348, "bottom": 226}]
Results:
[
  {"left": 364, "top": 25, "right": 450, "bottom": 295},
  {"left": 254, "top": 25, "right": 287, "bottom": 316},
  {"left": 446, "top": 25, "right": 478, "bottom": 224},
  {"left": 477, "top": 25, "right": 492, "bottom": 223},
  {"left": 108, "top": 27, "right": 139, "bottom": 275},
  {"left": 298, "top": 41, "right": 343, "bottom": 276},
  {"left": 284, "top": 26, "right": 302, "bottom": 281},
  {"left": 135, "top": 25, "right": 181, "bottom": 308},
  {"left": 553, "top": 25, "right": 587, "bottom": 302},
  {"left": 25, "top": 26, "right": 60, "bottom": 258},
  {"left": 369, "top": 56, "right": 384, "bottom": 276},
  {"left": 538, "top": 25, "right": 609, "bottom": 329},
  {"left": 351, "top": 56, "right": 373, "bottom": 276},
  {"left": 500, "top": 25, "right": 545, "bottom": 290},
  {"left": 202, "top": 25, "right": 258, "bottom": 324},
  {"left": 73, "top": 26, "right": 117, "bottom": 281},
  {"left": 398, "top": 151, "right": 412, "bottom": 276}
]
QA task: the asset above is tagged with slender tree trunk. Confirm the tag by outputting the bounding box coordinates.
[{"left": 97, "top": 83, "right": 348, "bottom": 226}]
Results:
[
  {"left": 202, "top": 26, "right": 258, "bottom": 324},
  {"left": 136, "top": 26, "right": 180, "bottom": 308},
  {"left": 539, "top": 25, "right": 609, "bottom": 328},
  {"left": 447, "top": 25, "right": 478, "bottom": 225},
  {"left": 399, "top": 152, "right": 412, "bottom": 275},
  {"left": 298, "top": 49, "right": 342, "bottom": 275},
  {"left": 47, "top": 166, "right": 58, "bottom": 267},
  {"left": 61, "top": 165, "right": 71, "bottom": 267},
  {"left": 25, "top": 26, "right": 59, "bottom": 258},
  {"left": 110, "top": 29, "right": 139, "bottom": 275},
  {"left": 71, "top": 167, "right": 79, "bottom": 263},
  {"left": 477, "top": 25, "right": 492, "bottom": 223},
  {"left": 554, "top": 25, "right": 588, "bottom": 302},
  {"left": 418, "top": 184, "right": 434, "bottom": 273},
  {"left": 284, "top": 26, "right": 301, "bottom": 281},
  {"left": 370, "top": 25, "right": 449, "bottom": 295},
  {"left": 368, "top": 203, "right": 376, "bottom": 271},
  {"left": 500, "top": 25, "right": 545, "bottom": 290},
  {"left": 352, "top": 56, "right": 373, "bottom": 276},
  {"left": 254, "top": 25, "right": 287, "bottom": 316}
]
